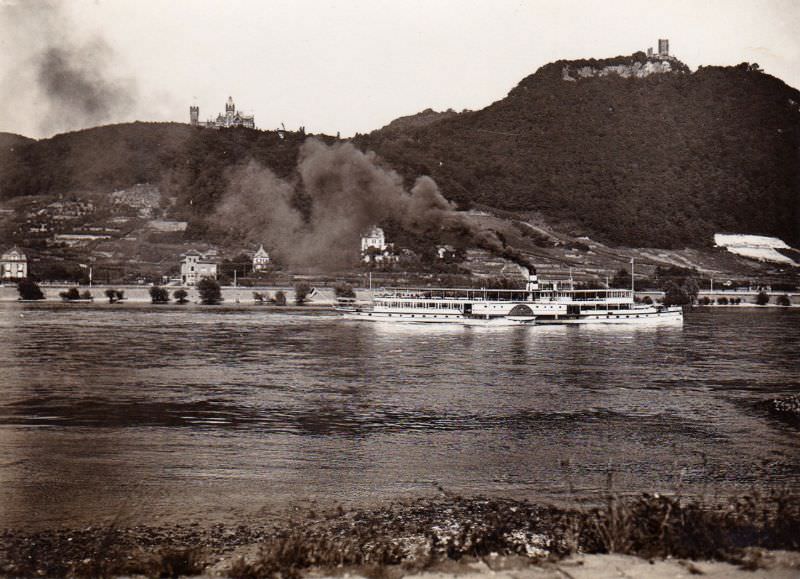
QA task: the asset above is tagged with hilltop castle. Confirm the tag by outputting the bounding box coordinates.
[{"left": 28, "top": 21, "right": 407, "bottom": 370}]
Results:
[
  {"left": 190, "top": 96, "right": 255, "bottom": 129},
  {"left": 646, "top": 38, "right": 672, "bottom": 59}
]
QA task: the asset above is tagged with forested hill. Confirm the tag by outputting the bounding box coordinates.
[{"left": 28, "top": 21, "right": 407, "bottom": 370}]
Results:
[
  {"left": 0, "top": 123, "right": 195, "bottom": 199},
  {"left": 0, "top": 122, "right": 315, "bottom": 214},
  {"left": 0, "top": 132, "right": 34, "bottom": 150},
  {"left": 359, "top": 55, "right": 800, "bottom": 248},
  {"left": 375, "top": 108, "right": 460, "bottom": 134},
  {"left": 1, "top": 53, "right": 798, "bottom": 250}
]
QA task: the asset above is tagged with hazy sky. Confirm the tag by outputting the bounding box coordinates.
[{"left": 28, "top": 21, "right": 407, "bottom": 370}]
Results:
[{"left": 1, "top": 0, "right": 798, "bottom": 139}]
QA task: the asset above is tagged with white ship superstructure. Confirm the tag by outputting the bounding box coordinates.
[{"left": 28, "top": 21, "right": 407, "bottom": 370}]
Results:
[{"left": 339, "top": 271, "right": 683, "bottom": 326}]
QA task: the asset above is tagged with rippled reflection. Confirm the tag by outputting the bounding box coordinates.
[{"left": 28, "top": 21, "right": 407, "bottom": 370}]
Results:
[{"left": 0, "top": 304, "right": 798, "bottom": 528}]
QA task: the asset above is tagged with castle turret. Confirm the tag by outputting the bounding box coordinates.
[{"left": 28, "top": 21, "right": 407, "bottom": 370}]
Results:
[
  {"left": 189, "top": 105, "right": 199, "bottom": 126},
  {"left": 225, "top": 96, "right": 235, "bottom": 114},
  {"left": 658, "top": 38, "right": 669, "bottom": 57}
]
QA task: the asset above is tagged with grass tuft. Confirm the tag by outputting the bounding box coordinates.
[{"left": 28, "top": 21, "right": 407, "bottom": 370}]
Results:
[{"left": 2, "top": 493, "right": 798, "bottom": 577}]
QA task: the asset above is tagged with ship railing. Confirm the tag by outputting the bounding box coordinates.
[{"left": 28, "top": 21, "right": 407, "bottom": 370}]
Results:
[
  {"left": 375, "top": 287, "right": 530, "bottom": 301},
  {"left": 374, "top": 287, "right": 634, "bottom": 301}
]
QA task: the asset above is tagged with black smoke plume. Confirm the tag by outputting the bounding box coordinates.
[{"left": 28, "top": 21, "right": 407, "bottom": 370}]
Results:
[
  {"left": 0, "top": 0, "right": 136, "bottom": 136},
  {"left": 214, "top": 138, "right": 535, "bottom": 272}
]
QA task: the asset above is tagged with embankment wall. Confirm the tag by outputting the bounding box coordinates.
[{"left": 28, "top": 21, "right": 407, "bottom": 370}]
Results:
[{"left": 0, "top": 284, "right": 372, "bottom": 305}]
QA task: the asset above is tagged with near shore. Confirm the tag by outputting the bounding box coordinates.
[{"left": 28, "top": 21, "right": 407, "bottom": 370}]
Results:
[{"left": 2, "top": 495, "right": 798, "bottom": 578}]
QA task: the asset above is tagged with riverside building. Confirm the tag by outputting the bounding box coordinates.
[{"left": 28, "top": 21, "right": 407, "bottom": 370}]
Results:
[
  {"left": 361, "top": 226, "right": 397, "bottom": 263},
  {"left": 0, "top": 246, "right": 27, "bottom": 280},
  {"left": 180, "top": 250, "right": 219, "bottom": 286},
  {"left": 252, "top": 245, "right": 271, "bottom": 271}
]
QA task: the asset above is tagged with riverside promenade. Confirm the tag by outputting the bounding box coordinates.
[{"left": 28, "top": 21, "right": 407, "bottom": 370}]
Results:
[
  {"left": 636, "top": 289, "right": 800, "bottom": 306},
  {"left": 0, "top": 283, "right": 367, "bottom": 305},
  {"left": 3, "top": 284, "right": 799, "bottom": 306}
]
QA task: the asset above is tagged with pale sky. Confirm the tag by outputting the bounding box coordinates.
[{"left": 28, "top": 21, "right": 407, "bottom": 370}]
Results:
[{"left": 1, "top": 0, "right": 798, "bottom": 139}]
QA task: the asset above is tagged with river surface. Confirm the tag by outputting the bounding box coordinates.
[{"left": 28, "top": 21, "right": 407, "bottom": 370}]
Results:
[{"left": 0, "top": 304, "right": 798, "bottom": 529}]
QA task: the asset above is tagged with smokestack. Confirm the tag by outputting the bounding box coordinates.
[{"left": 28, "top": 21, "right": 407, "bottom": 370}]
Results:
[{"left": 523, "top": 267, "right": 539, "bottom": 292}]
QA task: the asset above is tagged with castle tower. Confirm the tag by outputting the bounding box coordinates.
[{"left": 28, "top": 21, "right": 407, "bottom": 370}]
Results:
[
  {"left": 225, "top": 96, "right": 235, "bottom": 126},
  {"left": 189, "top": 105, "right": 199, "bottom": 126},
  {"left": 658, "top": 38, "right": 669, "bottom": 57}
]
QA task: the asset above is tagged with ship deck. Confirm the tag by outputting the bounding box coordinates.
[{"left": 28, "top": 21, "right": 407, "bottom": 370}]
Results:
[{"left": 375, "top": 287, "right": 633, "bottom": 302}]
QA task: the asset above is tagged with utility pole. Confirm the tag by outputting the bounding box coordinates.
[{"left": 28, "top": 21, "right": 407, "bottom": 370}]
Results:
[{"left": 233, "top": 269, "right": 237, "bottom": 287}]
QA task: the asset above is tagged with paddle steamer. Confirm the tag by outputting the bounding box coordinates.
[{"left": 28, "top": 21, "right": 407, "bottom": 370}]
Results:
[{"left": 339, "top": 270, "right": 683, "bottom": 325}]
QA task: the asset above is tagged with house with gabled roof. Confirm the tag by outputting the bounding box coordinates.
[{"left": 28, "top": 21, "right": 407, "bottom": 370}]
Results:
[
  {"left": 180, "top": 249, "right": 218, "bottom": 286},
  {"left": 1, "top": 246, "right": 27, "bottom": 280},
  {"left": 252, "top": 245, "right": 271, "bottom": 271}
]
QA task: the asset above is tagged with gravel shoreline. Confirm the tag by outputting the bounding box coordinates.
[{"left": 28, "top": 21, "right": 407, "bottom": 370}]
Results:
[{"left": 2, "top": 494, "right": 799, "bottom": 578}]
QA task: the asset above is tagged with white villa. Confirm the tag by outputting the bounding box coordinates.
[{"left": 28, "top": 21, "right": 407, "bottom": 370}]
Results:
[
  {"left": 252, "top": 245, "right": 271, "bottom": 271},
  {"left": 0, "top": 246, "right": 27, "bottom": 280},
  {"left": 361, "top": 227, "right": 386, "bottom": 254},
  {"left": 361, "top": 226, "right": 397, "bottom": 263},
  {"left": 180, "top": 250, "right": 218, "bottom": 286}
]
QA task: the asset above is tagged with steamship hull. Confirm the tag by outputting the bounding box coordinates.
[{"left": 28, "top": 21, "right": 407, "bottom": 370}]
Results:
[
  {"left": 534, "top": 308, "right": 683, "bottom": 325},
  {"left": 339, "top": 310, "right": 536, "bottom": 325}
]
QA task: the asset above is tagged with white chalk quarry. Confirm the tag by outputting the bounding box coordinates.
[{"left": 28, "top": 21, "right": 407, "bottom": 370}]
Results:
[{"left": 714, "top": 234, "right": 798, "bottom": 266}]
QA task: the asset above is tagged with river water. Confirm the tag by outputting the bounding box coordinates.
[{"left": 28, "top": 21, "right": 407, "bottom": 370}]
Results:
[{"left": 0, "top": 304, "right": 798, "bottom": 529}]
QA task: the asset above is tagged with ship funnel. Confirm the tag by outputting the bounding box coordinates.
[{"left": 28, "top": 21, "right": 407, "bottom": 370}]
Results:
[{"left": 524, "top": 267, "right": 539, "bottom": 292}]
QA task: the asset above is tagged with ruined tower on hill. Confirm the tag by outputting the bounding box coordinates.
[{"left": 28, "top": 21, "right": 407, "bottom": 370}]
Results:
[{"left": 647, "top": 38, "right": 672, "bottom": 59}]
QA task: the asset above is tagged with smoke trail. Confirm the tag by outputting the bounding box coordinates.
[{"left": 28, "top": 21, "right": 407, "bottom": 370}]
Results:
[
  {"left": 0, "top": 0, "right": 136, "bottom": 136},
  {"left": 214, "top": 138, "right": 535, "bottom": 271}
]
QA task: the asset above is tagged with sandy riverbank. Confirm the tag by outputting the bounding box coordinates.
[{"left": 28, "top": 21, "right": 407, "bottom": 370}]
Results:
[{"left": 388, "top": 552, "right": 800, "bottom": 578}]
